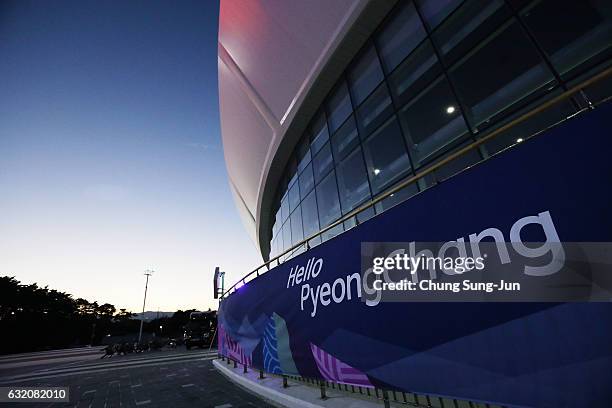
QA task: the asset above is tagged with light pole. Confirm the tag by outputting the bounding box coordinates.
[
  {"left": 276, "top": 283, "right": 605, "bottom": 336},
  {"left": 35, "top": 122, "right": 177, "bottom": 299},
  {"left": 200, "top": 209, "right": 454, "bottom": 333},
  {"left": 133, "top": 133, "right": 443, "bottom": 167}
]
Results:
[
  {"left": 138, "top": 270, "right": 154, "bottom": 344},
  {"left": 159, "top": 325, "right": 163, "bottom": 337}
]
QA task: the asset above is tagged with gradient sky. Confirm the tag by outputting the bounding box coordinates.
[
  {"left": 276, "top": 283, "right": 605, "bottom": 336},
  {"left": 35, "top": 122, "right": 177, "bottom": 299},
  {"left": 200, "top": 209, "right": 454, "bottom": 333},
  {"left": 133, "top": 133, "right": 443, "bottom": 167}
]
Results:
[{"left": 0, "top": 0, "right": 262, "bottom": 312}]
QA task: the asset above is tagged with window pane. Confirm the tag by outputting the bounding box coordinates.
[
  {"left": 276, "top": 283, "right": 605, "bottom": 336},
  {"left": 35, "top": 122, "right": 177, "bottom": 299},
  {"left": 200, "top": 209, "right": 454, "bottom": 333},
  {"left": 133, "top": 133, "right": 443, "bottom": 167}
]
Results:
[
  {"left": 281, "top": 221, "right": 291, "bottom": 252},
  {"left": 388, "top": 41, "right": 442, "bottom": 107},
  {"left": 326, "top": 81, "right": 353, "bottom": 134},
  {"left": 417, "top": 0, "right": 464, "bottom": 30},
  {"left": 520, "top": 0, "right": 612, "bottom": 79},
  {"left": 331, "top": 115, "right": 359, "bottom": 163},
  {"left": 398, "top": 76, "right": 469, "bottom": 167},
  {"left": 301, "top": 189, "right": 320, "bottom": 240},
  {"left": 299, "top": 163, "right": 315, "bottom": 199},
  {"left": 321, "top": 224, "right": 344, "bottom": 243},
  {"left": 312, "top": 142, "right": 334, "bottom": 184},
  {"left": 288, "top": 181, "right": 300, "bottom": 213},
  {"left": 316, "top": 170, "right": 341, "bottom": 227},
  {"left": 363, "top": 118, "right": 413, "bottom": 194},
  {"left": 356, "top": 83, "right": 394, "bottom": 138},
  {"left": 275, "top": 206, "right": 282, "bottom": 234},
  {"left": 280, "top": 194, "right": 290, "bottom": 223},
  {"left": 310, "top": 110, "right": 329, "bottom": 154},
  {"left": 449, "top": 20, "right": 555, "bottom": 129},
  {"left": 344, "top": 206, "right": 375, "bottom": 230},
  {"left": 348, "top": 44, "right": 384, "bottom": 106},
  {"left": 377, "top": 1, "right": 427, "bottom": 73},
  {"left": 296, "top": 136, "right": 312, "bottom": 173},
  {"left": 290, "top": 206, "right": 304, "bottom": 246},
  {"left": 430, "top": 0, "right": 511, "bottom": 67},
  {"left": 287, "top": 161, "right": 298, "bottom": 189},
  {"left": 336, "top": 147, "right": 371, "bottom": 214},
  {"left": 374, "top": 182, "right": 420, "bottom": 213}
]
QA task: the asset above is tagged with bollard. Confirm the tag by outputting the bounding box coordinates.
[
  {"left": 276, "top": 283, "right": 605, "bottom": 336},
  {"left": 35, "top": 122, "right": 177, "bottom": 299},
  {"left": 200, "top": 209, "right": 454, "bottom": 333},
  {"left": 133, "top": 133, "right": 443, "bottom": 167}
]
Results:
[
  {"left": 382, "top": 389, "right": 391, "bottom": 408},
  {"left": 243, "top": 364, "right": 247, "bottom": 374},
  {"left": 233, "top": 360, "right": 237, "bottom": 368},
  {"left": 320, "top": 381, "right": 327, "bottom": 400},
  {"left": 259, "top": 370, "right": 264, "bottom": 379},
  {"left": 227, "top": 358, "right": 231, "bottom": 365},
  {"left": 282, "top": 376, "right": 288, "bottom": 388}
]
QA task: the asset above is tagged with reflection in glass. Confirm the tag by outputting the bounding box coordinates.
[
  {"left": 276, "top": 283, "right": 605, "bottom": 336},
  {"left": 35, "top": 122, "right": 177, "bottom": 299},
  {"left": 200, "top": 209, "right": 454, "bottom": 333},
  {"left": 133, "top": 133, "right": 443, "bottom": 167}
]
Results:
[
  {"left": 301, "top": 190, "right": 320, "bottom": 241},
  {"left": 520, "top": 0, "right": 612, "bottom": 79},
  {"left": 348, "top": 44, "right": 384, "bottom": 106},
  {"left": 290, "top": 206, "right": 304, "bottom": 246},
  {"left": 363, "top": 118, "right": 412, "bottom": 194},
  {"left": 310, "top": 111, "right": 329, "bottom": 155},
  {"left": 336, "top": 147, "right": 371, "bottom": 214},
  {"left": 388, "top": 41, "right": 442, "bottom": 107},
  {"left": 331, "top": 115, "right": 359, "bottom": 163},
  {"left": 449, "top": 20, "right": 555, "bottom": 128},
  {"left": 299, "top": 163, "right": 315, "bottom": 199},
  {"left": 417, "top": 0, "right": 464, "bottom": 30},
  {"left": 288, "top": 181, "right": 300, "bottom": 213},
  {"left": 326, "top": 81, "right": 353, "bottom": 134},
  {"left": 377, "top": 1, "right": 427, "bottom": 73},
  {"left": 399, "top": 76, "right": 469, "bottom": 167},
  {"left": 316, "top": 170, "right": 341, "bottom": 227},
  {"left": 312, "top": 142, "right": 334, "bottom": 184},
  {"left": 356, "top": 83, "right": 394, "bottom": 138}
]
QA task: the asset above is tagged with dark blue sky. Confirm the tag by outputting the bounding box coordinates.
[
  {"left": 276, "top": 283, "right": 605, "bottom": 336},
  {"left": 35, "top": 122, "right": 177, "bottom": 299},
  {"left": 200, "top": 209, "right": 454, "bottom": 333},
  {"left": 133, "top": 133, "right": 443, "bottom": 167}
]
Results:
[{"left": 0, "top": 0, "right": 261, "bottom": 311}]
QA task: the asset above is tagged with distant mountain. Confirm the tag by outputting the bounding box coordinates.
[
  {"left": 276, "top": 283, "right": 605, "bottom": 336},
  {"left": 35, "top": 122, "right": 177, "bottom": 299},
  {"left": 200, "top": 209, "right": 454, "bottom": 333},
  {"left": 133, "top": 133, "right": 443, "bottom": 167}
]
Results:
[{"left": 132, "top": 311, "right": 174, "bottom": 321}]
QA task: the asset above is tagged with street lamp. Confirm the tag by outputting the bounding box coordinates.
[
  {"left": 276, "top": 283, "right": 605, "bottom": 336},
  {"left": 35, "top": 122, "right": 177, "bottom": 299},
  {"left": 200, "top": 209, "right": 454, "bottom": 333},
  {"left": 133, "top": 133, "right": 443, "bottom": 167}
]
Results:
[
  {"left": 138, "top": 269, "right": 154, "bottom": 344},
  {"left": 159, "top": 325, "right": 163, "bottom": 336}
]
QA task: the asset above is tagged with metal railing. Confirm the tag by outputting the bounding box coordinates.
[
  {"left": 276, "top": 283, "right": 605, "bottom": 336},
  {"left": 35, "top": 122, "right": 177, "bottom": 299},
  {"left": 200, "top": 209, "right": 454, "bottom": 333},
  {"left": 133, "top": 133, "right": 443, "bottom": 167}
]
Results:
[
  {"left": 221, "top": 64, "right": 612, "bottom": 299},
  {"left": 219, "top": 354, "right": 506, "bottom": 408}
]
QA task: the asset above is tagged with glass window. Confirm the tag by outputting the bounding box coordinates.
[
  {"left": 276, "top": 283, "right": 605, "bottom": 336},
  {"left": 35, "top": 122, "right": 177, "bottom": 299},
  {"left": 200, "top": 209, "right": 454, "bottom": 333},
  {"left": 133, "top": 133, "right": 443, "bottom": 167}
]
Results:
[
  {"left": 388, "top": 41, "right": 443, "bottom": 107},
  {"left": 377, "top": 1, "right": 427, "bottom": 73},
  {"left": 280, "top": 194, "right": 290, "bottom": 223},
  {"left": 520, "top": 0, "right": 612, "bottom": 79},
  {"left": 272, "top": 206, "right": 280, "bottom": 236},
  {"left": 296, "top": 136, "right": 312, "bottom": 173},
  {"left": 288, "top": 181, "right": 300, "bottom": 213},
  {"left": 398, "top": 76, "right": 469, "bottom": 167},
  {"left": 448, "top": 19, "right": 556, "bottom": 129},
  {"left": 326, "top": 81, "right": 353, "bottom": 134},
  {"left": 316, "top": 170, "right": 341, "bottom": 228},
  {"left": 321, "top": 224, "right": 344, "bottom": 243},
  {"left": 363, "top": 118, "right": 413, "bottom": 194},
  {"left": 310, "top": 111, "right": 329, "bottom": 154},
  {"left": 299, "top": 163, "right": 315, "bottom": 199},
  {"left": 281, "top": 221, "right": 291, "bottom": 252},
  {"left": 417, "top": 0, "right": 464, "bottom": 30},
  {"left": 344, "top": 206, "right": 375, "bottom": 230},
  {"left": 301, "top": 189, "right": 320, "bottom": 242},
  {"left": 312, "top": 142, "right": 334, "bottom": 184},
  {"left": 287, "top": 156, "right": 298, "bottom": 188},
  {"left": 348, "top": 44, "right": 384, "bottom": 106},
  {"left": 336, "top": 147, "right": 371, "bottom": 214},
  {"left": 290, "top": 206, "right": 304, "bottom": 246},
  {"left": 430, "top": 0, "right": 512, "bottom": 67},
  {"left": 374, "top": 183, "right": 420, "bottom": 213},
  {"left": 275, "top": 206, "right": 282, "bottom": 234},
  {"left": 331, "top": 115, "right": 360, "bottom": 163},
  {"left": 356, "top": 83, "right": 394, "bottom": 138}
]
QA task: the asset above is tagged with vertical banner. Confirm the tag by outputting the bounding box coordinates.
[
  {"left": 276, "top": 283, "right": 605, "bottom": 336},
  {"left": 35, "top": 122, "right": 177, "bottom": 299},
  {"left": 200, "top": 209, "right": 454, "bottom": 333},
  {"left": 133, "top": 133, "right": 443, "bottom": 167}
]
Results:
[{"left": 219, "top": 105, "right": 612, "bottom": 407}]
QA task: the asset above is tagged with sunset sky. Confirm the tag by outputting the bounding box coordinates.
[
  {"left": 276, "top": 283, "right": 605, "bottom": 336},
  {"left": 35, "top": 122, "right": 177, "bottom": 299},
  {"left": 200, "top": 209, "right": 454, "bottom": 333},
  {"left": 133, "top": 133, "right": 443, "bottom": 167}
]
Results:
[{"left": 0, "top": 0, "right": 262, "bottom": 312}]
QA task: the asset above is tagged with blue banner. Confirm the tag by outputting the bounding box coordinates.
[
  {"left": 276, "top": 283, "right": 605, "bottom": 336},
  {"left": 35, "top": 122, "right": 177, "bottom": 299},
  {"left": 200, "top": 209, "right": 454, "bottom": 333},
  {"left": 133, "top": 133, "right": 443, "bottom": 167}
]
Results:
[{"left": 219, "top": 103, "right": 612, "bottom": 408}]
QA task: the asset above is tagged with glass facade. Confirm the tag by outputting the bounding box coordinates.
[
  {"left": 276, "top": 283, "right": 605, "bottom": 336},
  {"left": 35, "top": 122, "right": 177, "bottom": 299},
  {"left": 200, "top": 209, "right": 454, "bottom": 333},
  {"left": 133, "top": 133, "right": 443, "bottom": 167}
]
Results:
[{"left": 269, "top": 0, "right": 612, "bottom": 260}]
